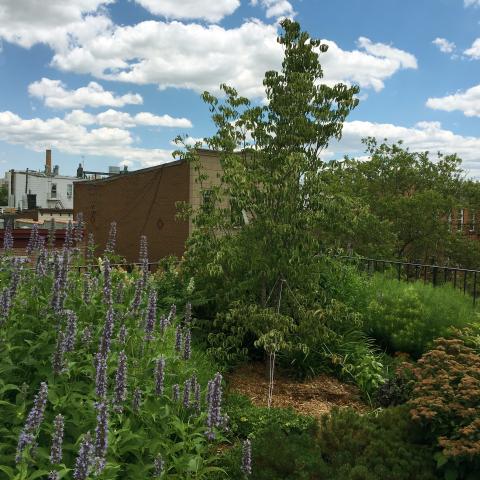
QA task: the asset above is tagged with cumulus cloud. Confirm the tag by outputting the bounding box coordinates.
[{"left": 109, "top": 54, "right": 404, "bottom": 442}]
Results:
[
  {"left": 250, "top": 0, "right": 296, "bottom": 19},
  {"left": 64, "top": 108, "right": 193, "bottom": 128},
  {"left": 432, "top": 37, "right": 456, "bottom": 53},
  {"left": 465, "top": 0, "right": 480, "bottom": 6},
  {"left": 426, "top": 84, "right": 480, "bottom": 117},
  {"left": 464, "top": 39, "right": 480, "bottom": 59},
  {"left": 0, "top": 110, "right": 174, "bottom": 167},
  {"left": 28, "top": 78, "right": 143, "bottom": 109},
  {"left": 0, "top": 0, "right": 113, "bottom": 50},
  {"left": 134, "top": 0, "right": 240, "bottom": 22},
  {"left": 49, "top": 20, "right": 417, "bottom": 97},
  {"left": 329, "top": 120, "right": 480, "bottom": 176}
]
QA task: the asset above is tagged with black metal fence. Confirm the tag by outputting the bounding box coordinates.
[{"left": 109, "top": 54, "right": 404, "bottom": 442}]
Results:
[{"left": 337, "top": 256, "right": 480, "bottom": 306}]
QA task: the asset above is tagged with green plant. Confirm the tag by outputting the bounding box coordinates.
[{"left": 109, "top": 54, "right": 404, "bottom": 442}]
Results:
[
  {"left": 220, "top": 423, "right": 328, "bottom": 480},
  {"left": 409, "top": 337, "right": 480, "bottom": 479},
  {"left": 360, "top": 275, "right": 477, "bottom": 357},
  {"left": 224, "top": 393, "right": 317, "bottom": 439},
  {"left": 318, "top": 406, "right": 438, "bottom": 480},
  {"left": 0, "top": 248, "right": 228, "bottom": 479}
]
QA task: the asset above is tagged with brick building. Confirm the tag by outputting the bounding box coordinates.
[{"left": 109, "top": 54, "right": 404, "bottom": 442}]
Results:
[{"left": 74, "top": 149, "right": 223, "bottom": 262}]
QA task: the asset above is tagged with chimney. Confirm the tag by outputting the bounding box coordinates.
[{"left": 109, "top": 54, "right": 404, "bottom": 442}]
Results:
[{"left": 45, "top": 149, "right": 52, "bottom": 175}]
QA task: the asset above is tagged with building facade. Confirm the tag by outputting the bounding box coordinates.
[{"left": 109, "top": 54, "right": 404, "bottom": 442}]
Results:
[
  {"left": 74, "top": 150, "right": 223, "bottom": 262},
  {"left": 6, "top": 150, "right": 84, "bottom": 210}
]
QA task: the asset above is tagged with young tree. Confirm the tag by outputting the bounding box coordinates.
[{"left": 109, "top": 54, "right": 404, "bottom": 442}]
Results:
[{"left": 176, "top": 19, "right": 359, "bottom": 309}]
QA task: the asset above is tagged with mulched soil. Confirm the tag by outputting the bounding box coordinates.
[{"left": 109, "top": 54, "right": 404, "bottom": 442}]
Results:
[{"left": 227, "top": 362, "right": 369, "bottom": 418}]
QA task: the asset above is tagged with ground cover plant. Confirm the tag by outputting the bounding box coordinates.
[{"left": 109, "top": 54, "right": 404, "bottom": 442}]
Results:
[{"left": 0, "top": 224, "right": 239, "bottom": 479}]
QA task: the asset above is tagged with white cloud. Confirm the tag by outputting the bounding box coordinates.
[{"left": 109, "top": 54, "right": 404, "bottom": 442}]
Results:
[
  {"left": 134, "top": 0, "right": 240, "bottom": 22},
  {"left": 464, "top": 38, "right": 480, "bottom": 59},
  {"left": 28, "top": 78, "right": 143, "bottom": 109},
  {"left": 320, "top": 37, "right": 417, "bottom": 92},
  {"left": 50, "top": 20, "right": 417, "bottom": 97},
  {"left": 426, "top": 84, "right": 480, "bottom": 117},
  {"left": 251, "top": 0, "right": 296, "bottom": 19},
  {"left": 329, "top": 120, "right": 480, "bottom": 176},
  {"left": 64, "top": 108, "right": 193, "bottom": 128},
  {"left": 432, "top": 37, "right": 456, "bottom": 53},
  {"left": 465, "top": 0, "right": 480, "bottom": 7},
  {"left": 0, "top": 110, "right": 175, "bottom": 167},
  {"left": 0, "top": 0, "right": 113, "bottom": 50}
]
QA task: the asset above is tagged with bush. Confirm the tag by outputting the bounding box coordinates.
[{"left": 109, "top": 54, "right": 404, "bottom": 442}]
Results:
[
  {"left": 409, "top": 337, "right": 480, "bottom": 479},
  {"left": 220, "top": 423, "right": 328, "bottom": 480},
  {"left": 360, "top": 275, "right": 478, "bottom": 357},
  {"left": 318, "top": 406, "right": 438, "bottom": 480}
]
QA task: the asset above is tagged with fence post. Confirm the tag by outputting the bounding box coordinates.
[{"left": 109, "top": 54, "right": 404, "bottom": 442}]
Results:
[
  {"left": 464, "top": 271, "right": 468, "bottom": 295},
  {"left": 397, "top": 263, "right": 401, "bottom": 281},
  {"left": 432, "top": 266, "right": 437, "bottom": 287}
]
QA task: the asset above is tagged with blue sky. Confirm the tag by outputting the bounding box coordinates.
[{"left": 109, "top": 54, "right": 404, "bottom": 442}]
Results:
[{"left": 1, "top": 0, "right": 480, "bottom": 176}]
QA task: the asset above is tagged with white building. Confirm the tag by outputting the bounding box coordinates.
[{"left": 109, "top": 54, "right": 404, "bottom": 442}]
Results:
[{"left": 6, "top": 150, "right": 85, "bottom": 210}]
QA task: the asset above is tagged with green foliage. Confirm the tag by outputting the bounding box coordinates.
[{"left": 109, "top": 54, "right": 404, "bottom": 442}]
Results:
[
  {"left": 322, "top": 139, "right": 480, "bottom": 267},
  {"left": 318, "top": 406, "right": 438, "bottom": 480},
  {"left": 359, "top": 274, "right": 478, "bottom": 357},
  {"left": 0, "top": 255, "right": 226, "bottom": 479},
  {"left": 224, "top": 393, "right": 317, "bottom": 439},
  {"left": 409, "top": 337, "right": 480, "bottom": 479},
  {"left": 220, "top": 423, "right": 327, "bottom": 480}
]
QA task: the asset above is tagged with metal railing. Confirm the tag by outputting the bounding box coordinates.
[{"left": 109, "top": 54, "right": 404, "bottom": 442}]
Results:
[{"left": 337, "top": 255, "right": 480, "bottom": 306}]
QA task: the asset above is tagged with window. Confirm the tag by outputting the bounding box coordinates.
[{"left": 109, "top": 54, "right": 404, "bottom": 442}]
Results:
[
  {"left": 470, "top": 212, "right": 476, "bottom": 233},
  {"left": 51, "top": 183, "right": 57, "bottom": 199},
  {"left": 67, "top": 184, "right": 73, "bottom": 198}
]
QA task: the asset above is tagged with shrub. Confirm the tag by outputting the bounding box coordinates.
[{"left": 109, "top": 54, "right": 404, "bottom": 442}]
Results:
[
  {"left": 318, "top": 406, "right": 438, "bottom": 480},
  {"left": 360, "top": 275, "right": 477, "bottom": 357},
  {"left": 220, "top": 423, "right": 328, "bottom": 480},
  {"left": 409, "top": 337, "right": 480, "bottom": 478}
]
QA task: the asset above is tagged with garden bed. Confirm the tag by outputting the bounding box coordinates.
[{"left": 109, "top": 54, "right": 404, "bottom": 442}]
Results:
[{"left": 227, "top": 362, "right": 368, "bottom": 418}]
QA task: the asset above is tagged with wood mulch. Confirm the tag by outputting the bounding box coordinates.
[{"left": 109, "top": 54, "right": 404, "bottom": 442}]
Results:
[{"left": 226, "top": 362, "right": 369, "bottom": 419}]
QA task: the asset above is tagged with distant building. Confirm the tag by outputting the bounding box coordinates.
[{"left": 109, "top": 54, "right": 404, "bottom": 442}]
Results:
[
  {"left": 6, "top": 149, "right": 86, "bottom": 210},
  {"left": 74, "top": 149, "right": 223, "bottom": 262}
]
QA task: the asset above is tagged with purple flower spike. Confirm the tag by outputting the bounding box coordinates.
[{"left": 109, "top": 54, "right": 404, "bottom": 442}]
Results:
[
  {"left": 63, "top": 310, "right": 77, "bottom": 352},
  {"left": 103, "top": 258, "right": 112, "bottom": 305},
  {"left": 132, "top": 388, "right": 142, "bottom": 412},
  {"left": 113, "top": 351, "right": 128, "bottom": 411},
  {"left": 144, "top": 290, "right": 157, "bottom": 342},
  {"left": 105, "top": 221, "right": 117, "bottom": 254},
  {"left": 183, "top": 379, "right": 191, "bottom": 409},
  {"left": 154, "top": 357, "right": 165, "bottom": 396},
  {"left": 183, "top": 329, "right": 191, "bottom": 360},
  {"left": 50, "top": 414, "right": 64, "bottom": 465},
  {"left": 98, "top": 307, "right": 115, "bottom": 357},
  {"left": 52, "top": 331, "right": 66, "bottom": 375},
  {"left": 26, "top": 224, "right": 39, "bottom": 256},
  {"left": 118, "top": 323, "right": 127, "bottom": 345},
  {"left": 93, "top": 402, "right": 108, "bottom": 474},
  {"left": 205, "top": 373, "right": 223, "bottom": 440},
  {"left": 172, "top": 384, "right": 180, "bottom": 403},
  {"left": 241, "top": 439, "right": 252, "bottom": 476},
  {"left": 175, "top": 326, "right": 182, "bottom": 354},
  {"left": 48, "top": 471, "right": 60, "bottom": 480},
  {"left": 73, "top": 432, "right": 93, "bottom": 480},
  {"left": 167, "top": 304, "right": 176, "bottom": 324},
  {"left": 159, "top": 315, "right": 168, "bottom": 335},
  {"left": 3, "top": 221, "right": 13, "bottom": 250},
  {"left": 153, "top": 453, "right": 164, "bottom": 478},
  {"left": 16, "top": 382, "right": 49, "bottom": 463},
  {"left": 95, "top": 353, "right": 108, "bottom": 399}
]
